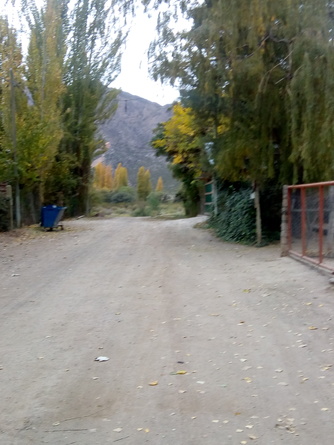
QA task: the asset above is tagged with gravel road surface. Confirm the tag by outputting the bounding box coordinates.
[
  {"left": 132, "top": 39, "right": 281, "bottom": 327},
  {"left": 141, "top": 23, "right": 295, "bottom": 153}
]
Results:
[{"left": 0, "top": 216, "right": 333, "bottom": 445}]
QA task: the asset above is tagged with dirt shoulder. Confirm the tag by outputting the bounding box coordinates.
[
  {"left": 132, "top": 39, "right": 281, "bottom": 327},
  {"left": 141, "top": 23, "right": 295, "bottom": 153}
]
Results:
[{"left": 0, "top": 217, "right": 333, "bottom": 445}]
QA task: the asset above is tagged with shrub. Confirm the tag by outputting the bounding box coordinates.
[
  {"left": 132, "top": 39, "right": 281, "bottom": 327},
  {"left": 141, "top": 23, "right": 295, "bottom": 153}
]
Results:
[
  {"left": 209, "top": 188, "right": 256, "bottom": 244},
  {"left": 107, "top": 186, "right": 136, "bottom": 203},
  {"left": 132, "top": 201, "right": 151, "bottom": 217},
  {"left": 89, "top": 188, "right": 104, "bottom": 207},
  {"left": 0, "top": 197, "right": 10, "bottom": 232},
  {"left": 147, "top": 191, "right": 164, "bottom": 212}
]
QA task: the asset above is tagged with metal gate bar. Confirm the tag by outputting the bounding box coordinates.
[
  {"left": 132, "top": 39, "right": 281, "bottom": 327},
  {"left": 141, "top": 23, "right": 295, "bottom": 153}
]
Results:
[{"left": 282, "top": 181, "right": 334, "bottom": 273}]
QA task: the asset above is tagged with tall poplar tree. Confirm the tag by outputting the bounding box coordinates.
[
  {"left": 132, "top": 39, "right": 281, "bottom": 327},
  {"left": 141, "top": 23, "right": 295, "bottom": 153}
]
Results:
[
  {"left": 155, "top": 176, "right": 163, "bottom": 192},
  {"left": 93, "top": 162, "right": 105, "bottom": 189},
  {"left": 20, "top": 0, "right": 66, "bottom": 219},
  {"left": 114, "top": 162, "right": 128, "bottom": 189},
  {"left": 0, "top": 17, "right": 27, "bottom": 226},
  {"left": 103, "top": 164, "right": 113, "bottom": 190},
  {"left": 57, "top": 0, "right": 123, "bottom": 215},
  {"left": 137, "top": 166, "right": 151, "bottom": 201}
]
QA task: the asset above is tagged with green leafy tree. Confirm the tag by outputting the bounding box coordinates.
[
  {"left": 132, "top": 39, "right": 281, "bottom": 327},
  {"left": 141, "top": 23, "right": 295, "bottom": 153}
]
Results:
[
  {"left": 0, "top": 17, "right": 27, "bottom": 226},
  {"left": 19, "top": 0, "right": 65, "bottom": 219},
  {"left": 46, "top": 0, "right": 124, "bottom": 215}
]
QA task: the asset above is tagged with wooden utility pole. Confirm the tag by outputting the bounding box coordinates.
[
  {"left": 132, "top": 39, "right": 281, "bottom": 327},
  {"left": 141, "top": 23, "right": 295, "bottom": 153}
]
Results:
[{"left": 10, "top": 68, "right": 21, "bottom": 228}]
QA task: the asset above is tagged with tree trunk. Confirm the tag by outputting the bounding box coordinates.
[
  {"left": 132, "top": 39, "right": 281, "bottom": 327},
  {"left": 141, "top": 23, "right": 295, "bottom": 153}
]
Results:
[
  {"left": 29, "top": 191, "right": 38, "bottom": 224},
  {"left": 10, "top": 69, "right": 21, "bottom": 228}
]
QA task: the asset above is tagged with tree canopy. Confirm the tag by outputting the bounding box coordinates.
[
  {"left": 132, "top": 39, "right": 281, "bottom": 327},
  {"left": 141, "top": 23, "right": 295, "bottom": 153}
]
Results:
[
  {"left": 149, "top": 0, "right": 334, "bottom": 185},
  {"left": 146, "top": 0, "right": 334, "bottom": 235}
]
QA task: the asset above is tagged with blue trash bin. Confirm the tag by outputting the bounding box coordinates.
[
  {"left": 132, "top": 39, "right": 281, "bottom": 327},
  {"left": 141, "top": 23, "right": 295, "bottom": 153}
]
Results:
[{"left": 41, "top": 205, "right": 66, "bottom": 230}]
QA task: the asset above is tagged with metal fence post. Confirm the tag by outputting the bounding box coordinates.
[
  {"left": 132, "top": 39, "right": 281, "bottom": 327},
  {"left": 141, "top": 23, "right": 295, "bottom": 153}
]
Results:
[
  {"left": 301, "top": 187, "right": 307, "bottom": 256},
  {"left": 319, "top": 185, "right": 324, "bottom": 264},
  {"left": 281, "top": 185, "right": 289, "bottom": 256}
]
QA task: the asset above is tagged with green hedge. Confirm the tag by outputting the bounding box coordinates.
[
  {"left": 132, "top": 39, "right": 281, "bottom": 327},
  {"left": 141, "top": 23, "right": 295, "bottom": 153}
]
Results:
[
  {"left": 209, "top": 188, "right": 256, "bottom": 244},
  {"left": 91, "top": 187, "right": 136, "bottom": 205}
]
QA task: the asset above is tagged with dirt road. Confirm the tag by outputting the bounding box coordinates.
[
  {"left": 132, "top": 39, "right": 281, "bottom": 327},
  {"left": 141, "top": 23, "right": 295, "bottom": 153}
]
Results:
[{"left": 0, "top": 216, "right": 333, "bottom": 445}]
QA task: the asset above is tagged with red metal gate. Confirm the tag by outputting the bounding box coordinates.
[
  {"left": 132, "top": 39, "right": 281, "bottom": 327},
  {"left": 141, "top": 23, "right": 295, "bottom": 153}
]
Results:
[{"left": 283, "top": 181, "right": 334, "bottom": 272}]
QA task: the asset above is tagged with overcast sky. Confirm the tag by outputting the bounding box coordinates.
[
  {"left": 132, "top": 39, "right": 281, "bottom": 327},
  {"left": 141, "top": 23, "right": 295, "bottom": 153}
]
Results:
[
  {"left": 6, "top": 1, "right": 183, "bottom": 105},
  {"left": 111, "top": 11, "right": 181, "bottom": 105}
]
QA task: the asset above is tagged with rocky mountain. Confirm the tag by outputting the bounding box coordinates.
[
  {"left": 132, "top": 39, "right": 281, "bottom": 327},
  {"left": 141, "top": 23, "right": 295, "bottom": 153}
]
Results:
[{"left": 99, "top": 91, "right": 178, "bottom": 192}]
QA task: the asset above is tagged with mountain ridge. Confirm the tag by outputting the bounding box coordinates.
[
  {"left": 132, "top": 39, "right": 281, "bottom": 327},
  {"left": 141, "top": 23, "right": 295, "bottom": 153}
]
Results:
[{"left": 99, "top": 91, "right": 178, "bottom": 192}]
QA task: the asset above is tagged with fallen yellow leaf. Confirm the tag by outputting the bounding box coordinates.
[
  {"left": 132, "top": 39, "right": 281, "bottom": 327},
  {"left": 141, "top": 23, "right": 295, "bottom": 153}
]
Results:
[
  {"left": 176, "top": 370, "right": 187, "bottom": 375},
  {"left": 321, "top": 365, "right": 332, "bottom": 371},
  {"left": 243, "top": 377, "right": 252, "bottom": 383},
  {"left": 149, "top": 381, "right": 158, "bottom": 386}
]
